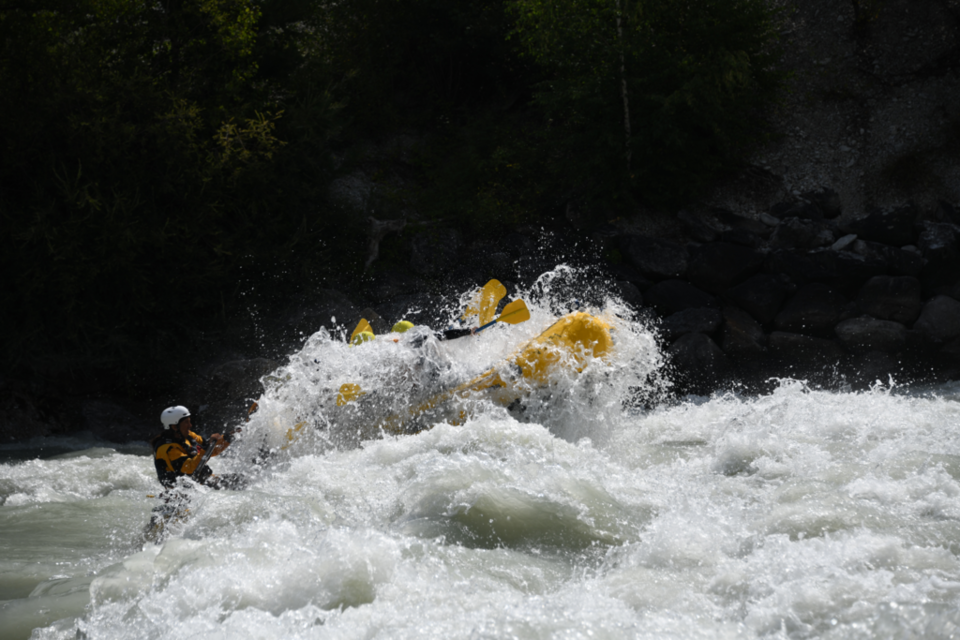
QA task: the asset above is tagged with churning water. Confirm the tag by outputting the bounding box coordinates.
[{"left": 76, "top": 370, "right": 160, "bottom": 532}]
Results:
[{"left": 4, "top": 269, "right": 960, "bottom": 639}]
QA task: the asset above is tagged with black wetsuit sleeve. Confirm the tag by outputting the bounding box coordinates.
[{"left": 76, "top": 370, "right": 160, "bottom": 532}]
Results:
[{"left": 439, "top": 328, "right": 473, "bottom": 340}]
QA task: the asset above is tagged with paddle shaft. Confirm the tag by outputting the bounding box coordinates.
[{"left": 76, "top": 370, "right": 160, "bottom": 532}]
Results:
[{"left": 191, "top": 437, "right": 220, "bottom": 480}]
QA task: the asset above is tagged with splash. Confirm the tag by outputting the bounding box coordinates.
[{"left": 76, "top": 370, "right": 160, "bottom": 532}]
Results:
[{"left": 235, "top": 266, "right": 668, "bottom": 460}]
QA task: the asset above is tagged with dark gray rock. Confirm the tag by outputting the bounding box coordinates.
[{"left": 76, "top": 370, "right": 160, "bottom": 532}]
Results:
[
  {"left": 852, "top": 240, "right": 924, "bottom": 277},
  {"left": 410, "top": 228, "right": 464, "bottom": 277},
  {"left": 939, "top": 201, "right": 960, "bottom": 226},
  {"left": 769, "top": 217, "right": 833, "bottom": 250},
  {"left": 613, "top": 281, "right": 644, "bottom": 309},
  {"left": 724, "top": 274, "right": 789, "bottom": 325},
  {"left": 775, "top": 284, "right": 848, "bottom": 336},
  {"left": 769, "top": 200, "right": 823, "bottom": 221},
  {"left": 942, "top": 337, "right": 960, "bottom": 361},
  {"left": 913, "top": 295, "right": 960, "bottom": 343},
  {"left": 719, "top": 306, "right": 766, "bottom": 357},
  {"left": 608, "top": 263, "right": 654, "bottom": 291},
  {"left": 832, "top": 251, "right": 889, "bottom": 294},
  {"left": 917, "top": 222, "right": 960, "bottom": 296},
  {"left": 662, "top": 307, "right": 723, "bottom": 340},
  {"left": 856, "top": 276, "right": 923, "bottom": 325},
  {"left": 678, "top": 209, "right": 720, "bottom": 243},
  {"left": 768, "top": 332, "right": 846, "bottom": 364},
  {"left": 766, "top": 250, "right": 838, "bottom": 285},
  {"left": 712, "top": 209, "right": 773, "bottom": 237},
  {"left": 835, "top": 316, "right": 908, "bottom": 353},
  {"left": 840, "top": 205, "right": 918, "bottom": 247},
  {"left": 831, "top": 234, "right": 858, "bottom": 251},
  {"left": 687, "top": 242, "right": 764, "bottom": 294},
  {"left": 667, "top": 333, "right": 730, "bottom": 395},
  {"left": 644, "top": 279, "right": 717, "bottom": 315},
  {"left": 720, "top": 227, "right": 763, "bottom": 248},
  {"left": 802, "top": 188, "right": 842, "bottom": 219},
  {"left": 619, "top": 235, "right": 689, "bottom": 279}
]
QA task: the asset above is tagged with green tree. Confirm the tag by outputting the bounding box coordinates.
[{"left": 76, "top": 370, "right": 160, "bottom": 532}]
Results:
[
  {"left": 0, "top": 0, "right": 342, "bottom": 382},
  {"left": 511, "top": 0, "right": 785, "bottom": 211}
]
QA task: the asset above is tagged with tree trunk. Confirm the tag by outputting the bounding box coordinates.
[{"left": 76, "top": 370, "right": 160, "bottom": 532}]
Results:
[{"left": 615, "top": 0, "right": 632, "bottom": 175}]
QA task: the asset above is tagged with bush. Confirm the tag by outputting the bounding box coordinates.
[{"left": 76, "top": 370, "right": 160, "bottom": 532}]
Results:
[
  {"left": 511, "top": 0, "right": 786, "bottom": 214},
  {"left": 0, "top": 0, "right": 344, "bottom": 383}
]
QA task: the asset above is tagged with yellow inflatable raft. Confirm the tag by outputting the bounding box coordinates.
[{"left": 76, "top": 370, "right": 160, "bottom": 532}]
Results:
[{"left": 379, "top": 311, "right": 614, "bottom": 434}]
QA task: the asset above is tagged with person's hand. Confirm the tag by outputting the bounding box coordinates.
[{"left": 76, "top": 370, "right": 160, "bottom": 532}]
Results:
[{"left": 210, "top": 433, "right": 224, "bottom": 443}]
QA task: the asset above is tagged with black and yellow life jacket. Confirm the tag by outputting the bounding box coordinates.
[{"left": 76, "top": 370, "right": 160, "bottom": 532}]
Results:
[{"left": 151, "top": 430, "right": 210, "bottom": 487}]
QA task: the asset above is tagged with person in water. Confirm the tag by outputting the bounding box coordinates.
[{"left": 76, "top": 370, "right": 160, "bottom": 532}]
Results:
[{"left": 151, "top": 406, "right": 234, "bottom": 489}]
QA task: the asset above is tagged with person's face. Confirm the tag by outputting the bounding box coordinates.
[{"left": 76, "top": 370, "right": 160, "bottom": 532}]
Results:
[{"left": 176, "top": 416, "right": 192, "bottom": 437}]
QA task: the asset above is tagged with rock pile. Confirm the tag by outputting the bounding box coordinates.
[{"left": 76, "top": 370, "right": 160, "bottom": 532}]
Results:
[{"left": 609, "top": 191, "right": 960, "bottom": 393}]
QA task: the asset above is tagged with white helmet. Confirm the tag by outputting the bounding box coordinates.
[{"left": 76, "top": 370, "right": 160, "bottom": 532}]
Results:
[{"left": 160, "top": 405, "right": 191, "bottom": 428}]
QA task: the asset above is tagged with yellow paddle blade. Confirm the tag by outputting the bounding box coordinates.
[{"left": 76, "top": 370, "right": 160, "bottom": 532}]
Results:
[
  {"left": 336, "top": 383, "right": 366, "bottom": 407},
  {"left": 350, "top": 319, "right": 373, "bottom": 343},
  {"left": 496, "top": 299, "right": 530, "bottom": 325},
  {"left": 478, "top": 280, "right": 507, "bottom": 326}
]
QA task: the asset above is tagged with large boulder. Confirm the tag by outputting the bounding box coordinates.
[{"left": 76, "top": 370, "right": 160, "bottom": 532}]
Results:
[
  {"left": 834, "top": 316, "right": 908, "bottom": 353},
  {"left": 613, "top": 281, "right": 644, "bottom": 309},
  {"left": 769, "top": 217, "right": 835, "bottom": 250},
  {"left": 775, "top": 284, "right": 850, "bottom": 336},
  {"left": 661, "top": 307, "right": 723, "bottom": 340},
  {"left": 720, "top": 227, "right": 764, "bottom": 248},
  {"left": 851, "top": 240, "right": 923, "bottom": 277},
  {"left": 913, "top": 295, "right": 960, "bottom": 343},
  {"left": 724, "top": 274, "right": 790, "bottom": 325},
  {"left": 619, "top": 235, "right": 689, "bottom": 279},
  {"left": 607, "top": 263, "right": 654, "bottom": 291},
  {"left": 686, "top": 242, "right": 764, "bottom": 294},
  {"left": 768, "top": 332, "right": 846, "bottom": 364},
  {"left": 667, "top": 333, "right": 730, "bottom": 395},
  {"left": 766, "top": 250, "right": 839, "bottom": 285},
  {"left": 840, "top": 205, "right": 918, "bottom": 247},
  {"left": 802, "top": 188, "right": 843, "bottom": 219},
  {"left": 712, "top": 208, "right": 773, "bottom": 238},
  {"left": 851, "top": 240, "right": 924, "bottom": 277},
  {"left": 678, "top": 209, "right": 720, "bottom": 243},
  {"left": 769, "top": 200, "right": 823, "bottom": 221},
  {"left": 856, "top": 276, "right": 923, "bottom": 325},
  {"left": 824, "top": 251, "right": 888, "bottom": 296},
  {"left": 644, "top": 279, "right": 717, "bottom": 315},
  {"left": 917, "top": 222, "right": 960, "bottom": 296},
  {"left": 719, "top": 306, "right": 766, "bottom": 358}
]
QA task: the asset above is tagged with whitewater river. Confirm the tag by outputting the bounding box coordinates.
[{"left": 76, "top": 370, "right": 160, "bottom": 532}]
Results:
[{"left": 4, "top": 272, "right": 960, "bottom": 639}]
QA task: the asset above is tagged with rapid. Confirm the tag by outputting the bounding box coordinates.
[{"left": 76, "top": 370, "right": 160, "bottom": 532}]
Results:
[{"left": 3, "top": 268, "right": 960, "bottom": 639}]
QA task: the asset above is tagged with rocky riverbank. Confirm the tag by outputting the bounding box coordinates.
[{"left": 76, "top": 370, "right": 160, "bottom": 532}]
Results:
[
  {"left": 4, "top": 0, "right": 960, "bottom": 443},
  {"left": 605, "top": 194, "right": 960, "bottom": 395}
]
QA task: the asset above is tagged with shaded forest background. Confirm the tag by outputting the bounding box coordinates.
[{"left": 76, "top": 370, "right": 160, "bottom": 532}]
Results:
[{"left": 1, "top": 0, "right": 785, "bottom": 392}]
